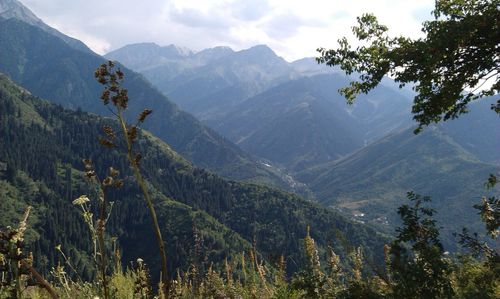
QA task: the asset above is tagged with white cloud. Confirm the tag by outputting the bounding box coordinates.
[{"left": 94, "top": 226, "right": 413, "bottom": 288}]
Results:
[{"left": 20, "top": 0, "right": 434, "bottom": 60}]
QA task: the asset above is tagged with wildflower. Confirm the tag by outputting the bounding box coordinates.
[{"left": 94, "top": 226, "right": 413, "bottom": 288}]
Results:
[{"left": 73, "top": 195, "right": 90, "bottom": 206}]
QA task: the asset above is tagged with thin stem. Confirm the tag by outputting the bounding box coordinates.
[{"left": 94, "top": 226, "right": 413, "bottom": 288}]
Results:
[
  {"left": 97, "top": 187, "right": 109, "bottom": 299},
  {"left": 117, "top": 108, "right": 169, "bottom": 298},
  {"left": 56, "top": 248, "right": 84, "bottom": 284},
  {"left": 14, "top": 257, "right": 21, "bottom": 299}
]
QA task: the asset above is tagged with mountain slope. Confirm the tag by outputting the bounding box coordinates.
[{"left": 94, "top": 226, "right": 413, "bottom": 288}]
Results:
[
  {"left": 0, "top": 73, "right": 388, "bottom": 276},
  {"left": 209, "top": 73, "right": 412, "bottom": 171},
  {"left": 297, "top": 125, "right": 499, "bottom": 248},
  {"left": 0, "top": 0, "right": 91, "bottom": 53},
  {"left": 0, "top": 73, "right": 253, "bottom": 276},
  {"left": 0, "top": 17, "right": 290, "bottom": 188},
  {"left": 439, "top": 98, "right": 500, "bottom": 165}
]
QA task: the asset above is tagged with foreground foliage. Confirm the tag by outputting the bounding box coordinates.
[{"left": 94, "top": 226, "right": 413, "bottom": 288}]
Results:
[
  {"left": 1, "top": 190, "right": 498, "bottom": 298},
  {"left": 317, "top": 0, "right": 499, "bottom": 132}
]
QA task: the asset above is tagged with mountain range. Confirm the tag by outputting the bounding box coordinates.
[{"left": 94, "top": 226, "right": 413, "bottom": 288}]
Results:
[
  {"left": 0, "top": 14, "right": 299, "bottom": 191},
  {"left": 107, "top": 44, "right": 300, "bottom": 122},
  {"left": 107, "top": 42, "right": 414, "bottom": 171},
  {"left": 0, "top": 0, "right": 498, "bottom": 275},
  {"left": 108, "top": 40, "right": 499, "bottom": 248}
]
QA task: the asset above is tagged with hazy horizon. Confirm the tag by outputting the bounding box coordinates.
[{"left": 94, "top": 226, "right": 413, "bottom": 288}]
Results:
[{"left": 20, "top": 0, "right": 434, "bottom": 62}]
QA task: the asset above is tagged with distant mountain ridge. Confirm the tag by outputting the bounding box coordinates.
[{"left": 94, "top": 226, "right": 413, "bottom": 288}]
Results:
[
  {"left": 112, "top": 40, "right": 500, "bottom": 251},
  {"left": 105, "top": 42, "right": 195, "bottom": 72},
  {"left": 107, "top": 43, "right": 300, "bottom": 119}
]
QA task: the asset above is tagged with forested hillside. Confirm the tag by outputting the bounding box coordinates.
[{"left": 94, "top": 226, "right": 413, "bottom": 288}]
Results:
[
  {"left": 297, "top": 123, "right": 499, "bottom": 248},
  {"left": 0, "top": 73, "right": 388, "bottom": 278}
]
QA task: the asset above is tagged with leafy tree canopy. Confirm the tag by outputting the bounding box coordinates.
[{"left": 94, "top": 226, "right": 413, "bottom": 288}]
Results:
[{"left": 317, "top": 0, "right": 499, "bottom": 133}]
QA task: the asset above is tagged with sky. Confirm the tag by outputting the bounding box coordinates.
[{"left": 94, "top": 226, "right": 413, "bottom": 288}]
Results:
[{"left": 21, "top": 0, "right": 435, "bottom": 61}]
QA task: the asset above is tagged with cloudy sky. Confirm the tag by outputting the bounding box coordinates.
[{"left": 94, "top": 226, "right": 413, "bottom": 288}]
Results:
[{"left": 21, "top": 0, "right": 434, "bottom": 61}]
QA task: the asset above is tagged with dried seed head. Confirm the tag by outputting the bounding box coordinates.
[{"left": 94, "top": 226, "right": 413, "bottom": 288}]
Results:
[
  {"left": 96, "top": 219, "right": 106, "bottom": 233},
  {"left": 116, "top": 69, "right": 124, "bottom": 80},
  {"left": 138, "top": 109, "right": 153, "bottom": 123},
  {"left": 118, "top": 89, "right": 128, "bottom": 108},
  {"left": 114, "top": 179, "right": 124, "bottom": 189},
  {"left": 134, "top": 153, "right": 142, "bottom": 166},
  {"left": 85, "top": 170, "right": 96, "bottom": 179},
  {"left": 103, "top": 176, "right": 113, "bottom": 186},
  {"left": 95, "top": 61, "right": 131, "bottom": 111},
  {"left": 127, "top": 126, "right": 137, "bottom": 143},
  {"left": 109, "top": 85, "right": 119, "bottom": 93},
  {"left": 101, "top": 89, "right": 110, "bottom": 105},
  {"left": 94, "top": 64, "right": 110, "bottom": 84},
  {"left": 99, "top": 137, "right": 117, "bottom": 148},
  {"left": 103, "top": 125, "right": 116, "bottom": 139},
  {"left": 109, "top": 167, "right": 119, "bottom": 177},
  {"left": 83, "top": 159, "right": 93, "bottom": 170}
]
